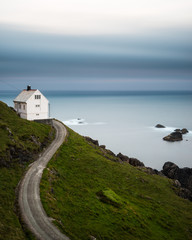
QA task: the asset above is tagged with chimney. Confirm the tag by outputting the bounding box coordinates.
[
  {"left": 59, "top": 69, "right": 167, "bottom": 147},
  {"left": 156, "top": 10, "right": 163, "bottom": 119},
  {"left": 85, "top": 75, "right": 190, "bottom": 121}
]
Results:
[{"left": 27, "top": 85, "right": 31, "bottom": 91}]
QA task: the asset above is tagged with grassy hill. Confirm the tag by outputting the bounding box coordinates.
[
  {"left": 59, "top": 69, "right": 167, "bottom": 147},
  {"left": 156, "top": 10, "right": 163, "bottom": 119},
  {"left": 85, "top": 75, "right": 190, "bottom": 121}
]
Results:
[
  {"left": 41, "top": 127, "right": 192, "bottom": 240},
  {"left": 0, "top": 101, "right": 54, "bottom": 240},
  {"left": 1, "top": 100, "right": 192, "bottom": 240}
]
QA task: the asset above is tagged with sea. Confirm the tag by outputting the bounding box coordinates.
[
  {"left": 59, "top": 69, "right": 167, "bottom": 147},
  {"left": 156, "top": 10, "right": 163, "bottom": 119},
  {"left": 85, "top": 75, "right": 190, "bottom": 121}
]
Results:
[{"left": 1, "top": 90, "right": 192, "bottom": 170}]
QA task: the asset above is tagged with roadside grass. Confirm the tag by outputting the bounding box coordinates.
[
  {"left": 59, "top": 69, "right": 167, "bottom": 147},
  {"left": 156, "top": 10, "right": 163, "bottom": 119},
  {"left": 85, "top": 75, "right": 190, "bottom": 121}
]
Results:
[
  {"left": 0, "top": 101, "right": 54, "bottom": 240},
  {"left": 0, "top": 101, "right": 52, "bottom": 155},
  {"left": 41, "top": 127, "right": 192, "bottom": 240}
]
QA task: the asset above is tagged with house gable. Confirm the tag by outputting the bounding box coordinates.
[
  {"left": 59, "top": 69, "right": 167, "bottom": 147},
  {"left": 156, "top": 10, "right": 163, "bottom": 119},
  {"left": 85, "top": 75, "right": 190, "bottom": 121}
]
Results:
[
  {"left": 26, "top": 90, "right": 48, "bottom": 104},
  {"left": 13, "top": 87, "right": 49, "bottom": 120}
]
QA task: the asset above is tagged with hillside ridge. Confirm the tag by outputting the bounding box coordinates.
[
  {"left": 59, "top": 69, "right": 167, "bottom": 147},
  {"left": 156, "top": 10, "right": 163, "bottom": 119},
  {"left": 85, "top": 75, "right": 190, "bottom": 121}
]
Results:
[
  {"left": 40, "top": 127, "right": 192, "bottom": 240},
  {"left": 84, "top": 135, "right": 192, "bottom": 201}
]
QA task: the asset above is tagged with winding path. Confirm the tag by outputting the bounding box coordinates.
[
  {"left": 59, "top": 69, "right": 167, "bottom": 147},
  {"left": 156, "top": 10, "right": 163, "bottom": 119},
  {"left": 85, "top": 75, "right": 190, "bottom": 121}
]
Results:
[{"left": 19, "top": 120, "right": 70, "bottom": 240}]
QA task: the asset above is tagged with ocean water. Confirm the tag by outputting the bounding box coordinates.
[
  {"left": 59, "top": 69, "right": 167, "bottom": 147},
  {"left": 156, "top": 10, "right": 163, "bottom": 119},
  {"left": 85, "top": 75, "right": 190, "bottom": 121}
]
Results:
[{"left": 1, "top": 90, "right": 192, "bottom": 170}]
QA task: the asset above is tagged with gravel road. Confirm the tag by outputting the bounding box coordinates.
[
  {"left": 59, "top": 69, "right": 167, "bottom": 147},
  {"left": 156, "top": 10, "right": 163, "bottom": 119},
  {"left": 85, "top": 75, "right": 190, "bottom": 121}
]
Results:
[{"left": 19, "top": 120, "right": 70, "bottom": 240}]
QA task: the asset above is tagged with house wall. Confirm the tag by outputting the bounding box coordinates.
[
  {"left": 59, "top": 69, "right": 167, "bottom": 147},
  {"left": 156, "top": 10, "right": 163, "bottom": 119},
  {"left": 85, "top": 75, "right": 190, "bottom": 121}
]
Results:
[
  {"left": 26, "top": 90, "right": 49, "bottom": 120},
  {"left": 14, "top": 102, "right": 27, "bottom": 119}
]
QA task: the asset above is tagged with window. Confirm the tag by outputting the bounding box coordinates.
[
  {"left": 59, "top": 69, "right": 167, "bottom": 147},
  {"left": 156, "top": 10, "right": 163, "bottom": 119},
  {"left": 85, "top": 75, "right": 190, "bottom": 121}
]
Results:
[
  {"left": 35, "top": 105, "right": 40, "bottom": 107},
  {"left": 23, "top": 105, "right": 25, "bottom": 110},
  {"left": 35, "top": 95, "right": 41, "bottom": 99},
  {"left": 19, "top": 104, "right": 21, "bottom": 109},
  {"left": 36, "top": 114, "right": 39, "bottom": 116}
]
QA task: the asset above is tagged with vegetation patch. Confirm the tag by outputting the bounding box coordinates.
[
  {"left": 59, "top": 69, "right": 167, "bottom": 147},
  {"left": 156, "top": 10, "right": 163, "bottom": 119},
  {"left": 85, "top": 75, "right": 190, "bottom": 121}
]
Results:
[
  {"left": 41, "top": 127, "right": 192, "bottom": 240},
  {"left": 97, "top": 188, "right": 124, "bottom": 208},
  {"left": 0, "top": 101, "right": 54, "bottom": 240}
]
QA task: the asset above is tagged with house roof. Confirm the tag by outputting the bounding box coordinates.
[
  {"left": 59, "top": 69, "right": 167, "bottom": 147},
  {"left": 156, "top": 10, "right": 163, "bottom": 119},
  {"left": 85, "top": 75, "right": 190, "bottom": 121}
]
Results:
[{"left": 14, "top": 89, "right": 37, "bottom": 103}]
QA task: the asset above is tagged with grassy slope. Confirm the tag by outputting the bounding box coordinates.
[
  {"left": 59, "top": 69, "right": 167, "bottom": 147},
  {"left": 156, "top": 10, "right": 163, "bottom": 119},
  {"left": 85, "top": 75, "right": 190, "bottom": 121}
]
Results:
[
  {"left": 0, "top": 101, "right": 54, "bottom": 240},
  {"left": 41, "top": 127, "right": 192, "bottom": 240}
]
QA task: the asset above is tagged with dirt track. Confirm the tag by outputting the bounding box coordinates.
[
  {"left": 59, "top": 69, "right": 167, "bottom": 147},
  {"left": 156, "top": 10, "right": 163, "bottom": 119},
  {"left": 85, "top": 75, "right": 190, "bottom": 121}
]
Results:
[{"left": 19, "top": 120, "right": 70, "bottom": 240}]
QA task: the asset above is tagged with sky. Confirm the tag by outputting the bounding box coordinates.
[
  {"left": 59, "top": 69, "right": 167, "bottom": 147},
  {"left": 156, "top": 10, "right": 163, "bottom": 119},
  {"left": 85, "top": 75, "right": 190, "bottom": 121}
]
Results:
[{"left": 0, "top": 0, "right": 192, "bottom": 91}]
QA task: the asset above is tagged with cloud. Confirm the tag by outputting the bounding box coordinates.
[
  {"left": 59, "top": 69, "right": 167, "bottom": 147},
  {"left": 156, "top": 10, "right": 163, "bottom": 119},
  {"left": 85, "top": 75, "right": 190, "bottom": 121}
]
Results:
[
  {"left": 0, "top": 25, "right": 192, "bottom": 90},
  {"left": 1, "top": 0, "right": 192, "bottom": 34}
]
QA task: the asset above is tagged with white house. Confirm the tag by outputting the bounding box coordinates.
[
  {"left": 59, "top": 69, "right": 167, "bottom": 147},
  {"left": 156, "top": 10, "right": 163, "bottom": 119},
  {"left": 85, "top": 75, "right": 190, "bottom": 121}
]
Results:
[{"left": 13, "top": 86, "right": 49, "bottom": 120}]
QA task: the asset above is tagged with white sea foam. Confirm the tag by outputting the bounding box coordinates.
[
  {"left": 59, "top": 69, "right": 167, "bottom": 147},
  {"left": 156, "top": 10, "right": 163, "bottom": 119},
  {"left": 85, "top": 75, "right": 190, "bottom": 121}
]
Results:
[
  {"left": 63, "top": 118, "right": 88, "bottom": 125},
  {"left": 151, "top": 126, "right": 176, "bottom": 132},
  {"left": 63, "top": 118, "right": 106, "bottom": 126},
  {"left": 90, "top": 122, "right": 107, "bottom": 125}
]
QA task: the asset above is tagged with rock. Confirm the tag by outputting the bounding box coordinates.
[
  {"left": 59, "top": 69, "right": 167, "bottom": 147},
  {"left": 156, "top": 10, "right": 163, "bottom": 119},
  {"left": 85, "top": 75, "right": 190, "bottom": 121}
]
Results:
[
  {"left": 117, "top": 153, "right": 145, "bottom": 167},
  {"left": 117, "top": 153, "right": 129, "bottom": 162},
  {"left": 178, "top": 188, "right": 192, "bottom": 201},
  {"left": 143, "top": 167, "right": 161, "bottom": 175},
  {"left": 181, "top": 128, "right": 188, "bottom": 134},
  {"left": 174, "top": 128, "right": 188, "bottom": 134},
  {"left": 105, "top": 149, "right": 116, "bottom": 157},
  {"left": 129, "top": 158, "right": 145, "bottom": 167},
  {"left": 162, "top": 162, "right": 179, "bottom": 178},
  {"left": 164, "top": 127, "right": 188, "bottom": 142},
  {"left": 163, "top": 132, "right": 183, "bottom": 142},
  {"left": 174, "top": 129, "right": 181, "bottom": 132},
  {"left": 162, "top": 162, "right": 192, "bottom": 200},
  {"left": 100, "top": 145, "right": 106, "bottom": 149},
  {"left": 155, "top": 124, "right": 165, "bottom": 128},
  {"left": 84, "top": 136, "right": 99, "bottom": 146},
  {"left": 31, "top": 135, "right": 41, "bottom": 146},
  {"left": 174, "top": 180, "right": 181, "bottom": 188}
]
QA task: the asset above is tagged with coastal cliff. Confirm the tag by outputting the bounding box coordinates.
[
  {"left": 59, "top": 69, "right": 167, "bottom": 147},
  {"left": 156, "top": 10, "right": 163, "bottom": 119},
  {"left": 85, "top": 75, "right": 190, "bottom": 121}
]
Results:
[
  {"left": 41, "top": 127, "right": 192, "bottom": 240},
  {"left": 85, "top": 136, "right": 192, "bottom": 201},
  {"left": 0, "top": 100, "right": 192, "bottom": 240}
]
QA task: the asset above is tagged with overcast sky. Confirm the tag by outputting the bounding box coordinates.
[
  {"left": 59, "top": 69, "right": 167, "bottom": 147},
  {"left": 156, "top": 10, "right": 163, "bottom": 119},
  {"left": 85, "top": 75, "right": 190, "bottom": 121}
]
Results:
[{"left": 0, "top": 0, "right": 192, "bottom": 91}]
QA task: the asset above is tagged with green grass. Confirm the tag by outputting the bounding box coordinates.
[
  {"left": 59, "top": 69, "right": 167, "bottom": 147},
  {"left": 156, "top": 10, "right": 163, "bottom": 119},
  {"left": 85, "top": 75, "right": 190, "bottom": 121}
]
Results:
[
  {"left": 97, "top": 188, "right": 124, "bottom": 207},
  {"left": 0, "top": 101, "right": 54, "bottom": 240},
  {"left": 0, "top": 101, "right": 52, "bottom": 157},
  {"left": 41, "top": 127, "right": 192, "bottom": 240}
]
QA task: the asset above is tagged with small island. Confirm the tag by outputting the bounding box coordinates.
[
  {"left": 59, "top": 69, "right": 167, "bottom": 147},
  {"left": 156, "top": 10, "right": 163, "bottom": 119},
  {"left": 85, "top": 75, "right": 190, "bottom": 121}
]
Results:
[{"left": 155, "top": 124, "right": 189, "bottom": 142}]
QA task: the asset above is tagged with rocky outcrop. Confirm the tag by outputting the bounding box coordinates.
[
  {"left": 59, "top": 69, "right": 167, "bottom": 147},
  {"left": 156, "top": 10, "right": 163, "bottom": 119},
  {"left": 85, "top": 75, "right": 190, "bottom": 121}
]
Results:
[
  {"left": 117, "top": 153, "right": 145, "bottom": 167},
  {"left": 116, "top": 152, "right": 129, "bottom": 162},
  {"left": 174, "top": 129, "right": 181, "bottom": 132},
  {"left": 181, "top": 128, "right": 189, "bottom": 134},
  {"left": 84, "top": 136, "right": 99, "bottom": 146},
  {"left": 129, "top": 158, "right": 145, "bottom": 167},
  {"left": 141, "top": 167, "right": 162, "bottom": 176},
  {"left": 100, "top": 145, "right": 106, "bottom": 149},
  {"left": 84, "top": 136, "right": 192, "bottom": 201},
  {"left": 162, "top": 162, "right": 192, "bottom": 200},
  {"left": 84, "top": 137, "right": 145, "bottom": 168},
  {"left": 161, "top": 126, "right": 189, "bottom": 142},
  {"left": 174, "top": 128, "right": 189, "bottom": 134},
  {"left": 163, "top": 131, "right": 183, "bottom": 142},
  {"left": 155, "top": 124, "right": 165, "bottom": 128},
  {"left": 0, "top": 130, "right": 54, "bottom": 168},
  {"left": 84, "top": 136, "right": 117, "bottom": 162},
  {"left": 1, "top": 146, "right": 35, "bottom": 168}
]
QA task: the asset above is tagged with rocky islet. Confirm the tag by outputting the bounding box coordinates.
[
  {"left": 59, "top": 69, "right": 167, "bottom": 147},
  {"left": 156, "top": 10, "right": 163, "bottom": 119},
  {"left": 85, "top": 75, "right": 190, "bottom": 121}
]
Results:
[{"left": 155, "top": 124, "right": 189, "bottom": 142}]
